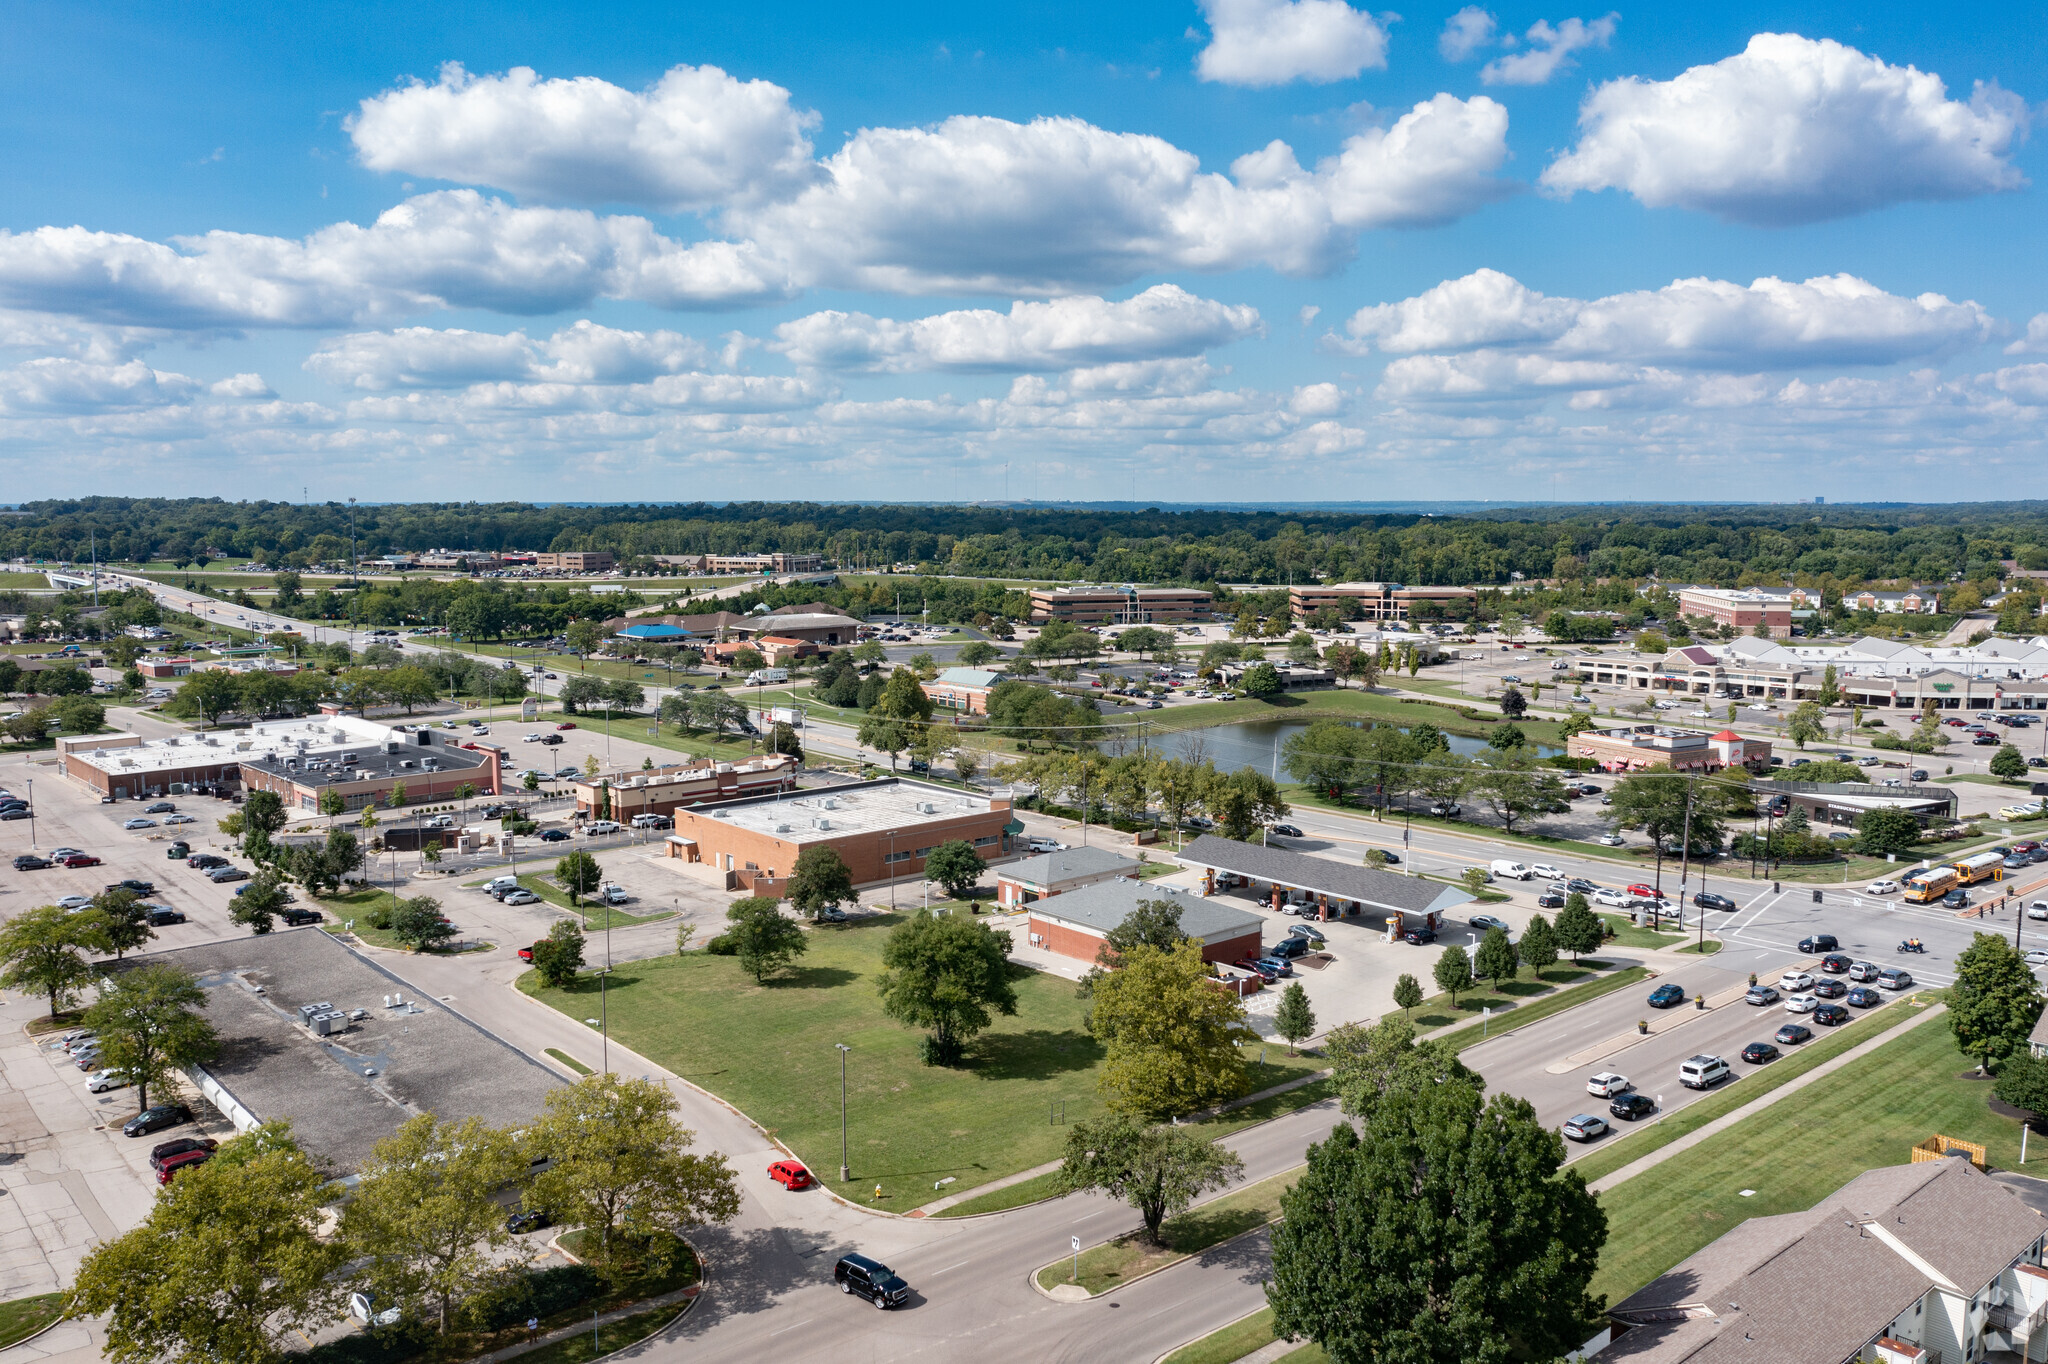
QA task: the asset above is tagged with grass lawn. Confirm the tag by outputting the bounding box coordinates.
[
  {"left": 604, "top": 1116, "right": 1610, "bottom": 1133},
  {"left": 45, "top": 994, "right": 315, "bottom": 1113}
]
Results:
[
  {"left": 1567, "top": 994, "right": 1933, "bottom": 1185},
  {"left": 0, "top": 571, "right": 53, "bottom": 588},
  {"left": 1596, "top": 913, "right": 1686, "bottom": 949},
  {"left": 1161, "top": 1309, "right": 1333, "bottom": 1364},
  {"left": 1590, "top": 998, "right": 2022, "bottom": 1306},
  {"left": 1404, "top": 959, "right": 1631, "bottom": 1033},
  {"left": 1035, "top": 1165, "right": 1300, "bottom": 1296},
  {"left": 545, "top": 1046, "right": 595, "bottom": 1075},
  {"left": 1134, "top": 687, "right": 1567, "bottom": 748},
  {"left": 318, "top": 889, "right": 490, "bottom": 953},
  {"left": 0, "top": 1293, "right": 66, "bottom": 1348},
  {"left": 932, "top": 1168, "right": 1066, "bottom": 1217},
  {"left": 518, "top": 913, "right": 1324, "bottom": 1207},
  {"left": 1432, "top": 965, "right": 1649, "bottom": 1054},
  {"left": 508, "top": 873, "right": 673, "bottom": 929},
  {"left": 1676, "top": 939, "right": 1723, "bottom": 955}
]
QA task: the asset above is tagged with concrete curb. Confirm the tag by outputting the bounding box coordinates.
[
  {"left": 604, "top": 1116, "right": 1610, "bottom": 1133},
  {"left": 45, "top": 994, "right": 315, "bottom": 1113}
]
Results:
[
  {"left": 1029, "top": 1211, "right": 1285, "bottom": 1305},
  {"left": 1150, "top": 1304, "right": 1274, "bottom": 1364},
  {"left": 0, "top": 1307, "right": 75, "bottom": 1359}
]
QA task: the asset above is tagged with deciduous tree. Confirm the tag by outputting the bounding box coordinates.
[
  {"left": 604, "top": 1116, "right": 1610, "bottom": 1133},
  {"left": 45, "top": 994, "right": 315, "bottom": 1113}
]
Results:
[
  {"left": 555, "top": 850, "right": 601, "bottom": 906},
  {"left": 1474, "top": 926, "right": 1519, "bottom": 988},
  {"left": 1054, "top": 1115, "right": 1244, "bottom": 1247},
  {"left": 1432, "top": 944, "right": 1472, "bottom": 1004},
  {"left": 1555, "top": 894, "right": 1602, "bottom": 961},
  {"left": 0, "top": 904, "right": 99, "bottom": 1017},
  {"left": 1950, "top": 931, "right": 2043, "bottom": 1072},
  {"left": 725, "top": 896, "right": 807, "bottom": 984},
  {"left": 1392, "top": 974, "right": 1423, "bottom": 1016},
  {"left": 531, "top": 918, "right": 585, "bottom": 987},
  {"left": 1274, "top": 982, "right": 1315, "bottom": 1053},
  {"left": 1520, "top": 913, "right": 1559, "bottom": 974},
  {"left": 877, "top": 909, "right": 1018, "bottom": 1065},
  {"left": 82, "top": 962, "right": 218, "bottom": 1116},
  {"left": 786, "top": 845, "right": 854, "bottom": 919},
  {"left": 229, "top": 870, "right": 292, "bottom": 934},
  {"left": 1089, "top": 939, "right": 1256, "bottom": 1119},
  {"left": 390, "top": 895, "right": 456, "bottom": 952},
  {"left": 922, "top": 840, "right": 986, "bottom": 899},
  {"left": 1323, "top": 1017, "right": 1481, "bottom": 1121}
]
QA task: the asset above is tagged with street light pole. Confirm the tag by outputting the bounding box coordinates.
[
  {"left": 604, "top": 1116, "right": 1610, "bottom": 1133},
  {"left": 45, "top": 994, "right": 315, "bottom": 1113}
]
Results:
[{"left": 836, "top": 1043, "right": 851, "bottom": 1181}]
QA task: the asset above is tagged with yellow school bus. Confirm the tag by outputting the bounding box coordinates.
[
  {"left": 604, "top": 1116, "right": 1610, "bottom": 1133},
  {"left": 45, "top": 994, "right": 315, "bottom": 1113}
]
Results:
[
  {"left": 1953, "top": 852, "right": 2006, "bottom": 886},
  {"left": 1904, "top": 866, "right": 1959, "bottom": 903}
]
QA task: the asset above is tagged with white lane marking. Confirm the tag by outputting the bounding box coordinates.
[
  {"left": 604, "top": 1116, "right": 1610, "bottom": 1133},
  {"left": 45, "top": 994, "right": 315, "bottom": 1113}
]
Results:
[
  {"left": 929, "top": 1259, "right": 973, "bottom": 1276},
  {"left": 768, "top": 1319, "right": 812, "bottom": 1337}
]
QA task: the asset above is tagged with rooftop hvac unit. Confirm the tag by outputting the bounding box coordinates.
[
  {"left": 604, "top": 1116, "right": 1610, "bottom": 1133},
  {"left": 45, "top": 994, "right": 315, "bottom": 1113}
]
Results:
[
  {"left": 814, "top": 817, "right": 832, "bottom": 830},
  {"left": 774, "top": 823, "right": 791, "bottom": 834},
  {"left": 820, "top": 797, "right": 838, "bottom": 809},
  {"left": 916, "top": 802, "right": 937, "bottom": 814},
  {"left": 297, "top": 1002, "right": 334, "bottom": 1021}
]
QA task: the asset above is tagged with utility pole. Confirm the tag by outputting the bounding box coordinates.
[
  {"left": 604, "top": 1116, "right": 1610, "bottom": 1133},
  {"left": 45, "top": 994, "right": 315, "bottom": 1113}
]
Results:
[{"left": 836, "top": 1043, "right": 852, "bottom": 1181}]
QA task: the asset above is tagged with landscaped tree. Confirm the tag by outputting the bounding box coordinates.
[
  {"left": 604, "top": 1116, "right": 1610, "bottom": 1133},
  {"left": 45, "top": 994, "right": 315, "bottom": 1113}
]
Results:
[
  {"left": 922, "top": 840, "right": 986, "bottom": 900},
  {"left": 1469, "top": 751, "right": 1568, "bottom": 835},
  {"left": 1520, "top": 913, "right": 1559, "bottom": 974},
  {"left": 1786, "top": 700, "right": 1828, "bottom": 749},
  {"left": 877, "top": 909, "right": 1019, "bottom": 1065},
  {"left": 786, "top": 844, "right": 855, "bottom": 919},
  {"left": 1605, "top": 764, "right": 1746, "bottom": 892},
  {"left": 857, "top": 666, "right": 935, "bottom": 768},
  {"left": 1239, "top": 661, "right": 1283, "bottom": 699},
  {"left": 239, "top": 789, "right": 287, "bottom": 859},
  {"left": 1555, "top": 893, "right": 1603, "bottom": 961},
  {"left": 390, "top": 895, "right": 456, "bottom": 952},
  {"left": 1993, "top": 743, "right": 2029, "bottom": 779},
  {"left": 1053, "top": 1115, "right": 1245, "bottom": 1247},
  {"left": 1267, "top": 1079, "right": 1606, "bottom": 1364},
  {"left": 0, "top": 904, "right": 99, "bottom": 1017},
  {"left": 179, "top": 668, "right": 243, "bottom": 726},
  {"left": 954, "top": 640, "right": 1001, "bottom": 667},
  {"left": 1855, "top": 806, "right": 1924, "bottom": 857},
  {"left": 1949, "top": 931, "right": 2044, "bottom": 1073},
  {"left": 724, "top": 896, "right": 808, "bottom": 984},
  {"left": 558, "top": 675, "right": 604, "bottom": 714},
  {"left": 1474, "top": 926, "right": 1520, "bottom": 989},
  {"left": 317, "top": 787, "right": 345, "bottom": 821},
  {"left": 1207, "top": 767, "right": 1289, "bottom": 842},
  {"left": 229, "top": 870, "right": 293, "bottom": 934},
  {"left": 69, "top": 1122, "right": 344, "bottom": 1364},
  {"left": 343, "top": 1113, "right": 527, "bottom": 1335},
  {"left": 555, "top": 849, "right": 601, "bottom": 906},
  {"left": 1323, "top": 1016, "right": 1481, "bottom": 1121},
  {"left": 531, "top": 917, "right": 586, "bottom": 987},
  {"left": 381, "top": 665, "right": 438, "bottom": 714},
  {"left": 1498, "top": 686, "right": 1527, "bottom": 719},
  {"left": 1993, "top": 1053, "right": 2048, "bottom": 1122},
  {"left": 1433, "top": 943, "right": 1472, "bottom": 1005},
  {"left": 526, "top": 1074, "right": 741, "bottom": 1280},
  {"left": 89, "top": 888, "right": 156, "bottom": 960},
  {"left": 1392, "top": 974, "right": 1423, "bottom": 1016},
  {"left": 1274, "top": 982, "right": 1315, "bottom": 1054},
  {"left": 1089, "top": 939, "right": 1256, "bottom": 1120},
  {"left": 82, "top": 963, "right": 218, "bottom": 1116}
]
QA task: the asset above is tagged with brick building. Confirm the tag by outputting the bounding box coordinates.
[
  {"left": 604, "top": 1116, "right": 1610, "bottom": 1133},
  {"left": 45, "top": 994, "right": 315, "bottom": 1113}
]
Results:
[
  {"left": 996, "top": 846, "right": 1144, "bottom": 908},
  {"left": 1028, "top": 585, "right": 1212, "bottom": 625},
  {"left": 567, "top": 754, "right": 796, "bottom": 819},
  {"left": 921, "top": 667, "right": 1002, "bottom": 715},
  {"left": 1024, "top": 880, "right": 1262, "bottom": 966},
  {"left": 533, "top": 551, "right": 615, "bottom": 573},
  {"left": 1674, "top": 586, "right": 1796, "bottom": 638},
  {"left": 1288, "top": 582, "right": 1478, "bottom": 622},
  {"left": 663, "top": 778, "right": 1018, "bottom": 893},
  {"left": 1566, "top": 725, "right": 1771, "bottom": 774}
]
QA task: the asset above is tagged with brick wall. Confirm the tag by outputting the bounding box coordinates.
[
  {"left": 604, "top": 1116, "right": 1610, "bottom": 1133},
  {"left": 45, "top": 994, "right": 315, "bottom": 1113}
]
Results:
[
  {"left": 666, "top": 801, "right": 1011, "bottom": 887},
  {"left": 1027, "top": 915, "right": 1262, "bottom": 965}
]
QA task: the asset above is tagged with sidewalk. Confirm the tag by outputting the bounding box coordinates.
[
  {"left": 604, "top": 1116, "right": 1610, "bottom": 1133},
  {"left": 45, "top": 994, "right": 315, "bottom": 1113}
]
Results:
[{"left": 1585, "top": 999, "right": 1950, "bottom": 1194}]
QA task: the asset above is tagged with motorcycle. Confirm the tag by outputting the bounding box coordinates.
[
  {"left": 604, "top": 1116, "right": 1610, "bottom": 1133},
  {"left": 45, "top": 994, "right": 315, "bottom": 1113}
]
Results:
[{"left": 1896, "top": 941, "right": 1927, "bottom": 954}]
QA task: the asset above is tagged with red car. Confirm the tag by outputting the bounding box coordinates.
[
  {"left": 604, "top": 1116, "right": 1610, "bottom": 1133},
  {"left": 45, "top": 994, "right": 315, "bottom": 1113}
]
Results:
[
  {"left": 156, "top": 1149, "right": 210, "bottom": 1186},
  {"left": 767, "top": 1160, "right": 814, "bottom": 1190},
  {"left": 556, "top": 722, "right": 577, "bottom": 730},
  {"left": 517, "top": 943, "right": 539, "bottom": 961},
  {"left": 1626, "top": 883, "right": 1665, "bottom": 902},
  {"left": 60, "top": 854, "right": 102, "bottom": 869}
]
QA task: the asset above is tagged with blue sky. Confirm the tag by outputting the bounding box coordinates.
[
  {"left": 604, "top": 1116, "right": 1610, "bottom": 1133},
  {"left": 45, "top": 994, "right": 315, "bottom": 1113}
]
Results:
[{"left": 2, "top": 0, "right": 2044, "bottom": 503}]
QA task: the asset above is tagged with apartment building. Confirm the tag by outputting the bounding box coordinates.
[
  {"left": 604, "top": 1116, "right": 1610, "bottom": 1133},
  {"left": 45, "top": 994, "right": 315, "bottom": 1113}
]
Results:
[
  {"left": 1028, "top": 585, "right": 1213, "bottom": 625},
  {"left": 1288, "top": 582, "right": 1478, "bottom": 622},
  {"left": 1673, "top": 586, "right": 1799, "bottom": 638}
]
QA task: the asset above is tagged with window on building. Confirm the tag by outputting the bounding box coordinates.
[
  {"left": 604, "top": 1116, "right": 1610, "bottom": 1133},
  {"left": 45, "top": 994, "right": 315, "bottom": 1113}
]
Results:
[
  {"left": 913, "top": 846, "right": 935, "bottom": 858},
  {"left": 974, "top": 835, "right": 999, "bottom": 847},
  {"left": 883, "top": 850, "right": 912, "bottom": 864}
]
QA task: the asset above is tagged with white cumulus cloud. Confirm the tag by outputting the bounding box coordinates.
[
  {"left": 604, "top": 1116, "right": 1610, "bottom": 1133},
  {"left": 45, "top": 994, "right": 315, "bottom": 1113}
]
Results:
[
  {"left": 1439, "top": 7, "right": 1499, "bottom": 61},
  {"left": 769, "top": 286, "right": 1262, "bottom": 373},
  {"left": 2005, "top": 314, "right": 2048, "bottom": 355},
  {"left": 1541, "top": 33, "right": 2028, "bottom": 225},
  {"left": 348, "top": 63, "right": 819, "bottom": 211},
  {"left": 1194, "top": 0, "right": 1390, "bottom": 87},
  {"left": 305, "top": 320, "right": 714, "bottom": 391},
  {"left": 1481, "top": 15, "right": 1617, "bottom": 87},
  {"left": 0, "top": 358, "right": 201, "bottom": 416}
]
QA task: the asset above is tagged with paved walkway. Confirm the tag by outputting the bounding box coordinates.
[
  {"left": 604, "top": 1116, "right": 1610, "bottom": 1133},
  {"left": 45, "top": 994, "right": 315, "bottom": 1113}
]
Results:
[{"left": 1586, "top": 998, "right": 1951, "bottom": 1194}]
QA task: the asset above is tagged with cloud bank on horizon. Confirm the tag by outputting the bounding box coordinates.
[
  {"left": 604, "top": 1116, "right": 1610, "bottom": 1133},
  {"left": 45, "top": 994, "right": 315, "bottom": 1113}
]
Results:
[{"left": 0, "top": 6, "right": 2040, "bottom": 502}]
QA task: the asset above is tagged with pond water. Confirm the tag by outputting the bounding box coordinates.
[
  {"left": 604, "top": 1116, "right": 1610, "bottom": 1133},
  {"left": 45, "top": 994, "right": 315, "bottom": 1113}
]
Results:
[{"left": 1157, "top": 718, "right": 1560, "bottom": 776}]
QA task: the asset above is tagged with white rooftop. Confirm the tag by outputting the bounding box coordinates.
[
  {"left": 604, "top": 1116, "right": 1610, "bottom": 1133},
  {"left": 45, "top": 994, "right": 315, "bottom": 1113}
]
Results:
[
  {"left": 685, "top": 779, "right": 1000, "bottom": 843},
  {"left": 68, "top": 715, "right": 405, "bottom": 778},
  {"left": 1710, "top": 634, "right": 2048, "bottom": 678}
]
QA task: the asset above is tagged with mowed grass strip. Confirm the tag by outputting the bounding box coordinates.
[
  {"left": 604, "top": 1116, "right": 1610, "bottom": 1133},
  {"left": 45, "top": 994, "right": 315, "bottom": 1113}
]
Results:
[
  {"left": 1434, "top": 966, "right": 1650, "bottom": 1054},
  {"left": 519, "top": 914, "right": 1324, "bottom": 1207},
  {"left": 1566, "top": 993, "right": 1932, "bottom": 1184},
  {"left": 1035, "top": 1166, "right": 1300, "bottom": 1296},
  {"left": 1591, "top": 1002, "right": 2025, "bottom": 1307},
  {"left": 1405, "top": 958, "right": 1629, "bottom": 1033}
]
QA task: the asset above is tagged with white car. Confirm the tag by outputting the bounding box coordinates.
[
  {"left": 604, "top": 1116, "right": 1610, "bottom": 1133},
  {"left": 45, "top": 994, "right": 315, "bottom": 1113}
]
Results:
[
  {"left": 1529, "top": 864, "right": 1565, "bottom": 880},
  {"left": 1689, "top": 709, "right": 1711, "bottom": 718},
  {"left": 1864, "top": 880, "right": 1901, "bottom": 896},
  {"left": 522, "top": 733, "right": 543, "bottom": 742},
  {"left": 583, "top": 820, "right": 623, "bottom": 836},
  {"left": 502, "top": 889, "right": 542, "bottom": 905},
  {"left": 1592, "top": 887, "right": 1634, "bottom": 907},
  {"left": 1746, "top": 703, "right": 1774, "bottom": 713},
  {"left": 1595, "top": 833, "right": 1626, "bottom": 847},
  {"left": 2031, "top": 901, "right": 2048, "bottom": 922},
  {"left": 1780, "top": 971, "right": 1816, "bottom": 992},
  {"left": 1586, "top": 1072, "right": 1632, "bottom": 1098},
  {"left": 163, "top": 813, "right": 196, "bottom": 825},
  {"left": 57, "top": 896, "right": 93, "bottom": 910},
  {"left": 1784, "top": 993, "right": 1819, "bottom": 1014},
  {"left": 86, "top": 1069, "right": 130, "bottom": 1093},
  {"left": 2025, "top": 949, "right": 2048, "bottom": 967}
]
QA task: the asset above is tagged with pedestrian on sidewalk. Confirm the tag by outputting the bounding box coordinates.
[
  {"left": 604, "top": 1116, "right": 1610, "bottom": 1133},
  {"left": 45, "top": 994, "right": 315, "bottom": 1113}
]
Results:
[{"left": 527, "top": 1317, "right": 539, "bottom": 1344}]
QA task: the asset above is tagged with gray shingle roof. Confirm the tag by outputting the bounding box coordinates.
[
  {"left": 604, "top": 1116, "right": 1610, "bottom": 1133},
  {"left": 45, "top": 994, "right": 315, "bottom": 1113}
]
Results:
[
  {"left": 1173, "top": 835, "right": 1472, "bottom": 916},
  {"left": 1002, "top": 846, "right": 1143, "bottom": 888},
  {"left": 1026, "top": 878, "right": 1262, "bottom": 946}
]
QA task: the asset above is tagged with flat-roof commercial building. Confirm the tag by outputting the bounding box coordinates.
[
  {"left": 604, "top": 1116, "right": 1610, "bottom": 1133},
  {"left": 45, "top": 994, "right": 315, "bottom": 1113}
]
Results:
[
  {"left": 1174, "top": 834, "right": 1472, "bottom": 930},
  {"left": 997, "top": 846, "right": 1144, "bottom": 909},
  {"left": 1674, "top": 585, "right": 1797, "bottom": 638},
  {"left": 1757, "top": 778, "right": 1958, "bottom": 830},
  {"left": 153, "top": 931, "right": 560, "bottom": 1175},
  {"left": 533, "top": 551, "right": 615, "bottom": 573},
  {"left": 1213, "top": 661, "right": 1334, "bottom": 692},
  {"left": 663, "top": 777, "right": 1018, "bottom": 895},
  {"left": 737, "top": 612, "right": 861, "bottom": 646},
  {"left": 1579, "top": 635, "right": 2048, "bottom": 711},
  {"left": 568, "top": 754, "right": 797, "bottom": 819},
  {"left": 1029, "top": 585, "right": 1213, "bottom": 626},
  {"left": 1025, "top": 879, "right": 1262, "bottom": 967},
  {"left": 1567, "top": 725, "right": 1771, "bottom": 774},
  {"left": 922, "top": 667, "right": 1003, "bottom": 715},
  {"left": 1288, "top": 582, "right": 1478, "bottom": 622},
  {"left": 704, "top": 553, "right": 824, "bottom": 575}
]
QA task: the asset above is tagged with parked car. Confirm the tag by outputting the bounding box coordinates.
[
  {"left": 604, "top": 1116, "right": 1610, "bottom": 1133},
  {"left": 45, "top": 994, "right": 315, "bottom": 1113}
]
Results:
[
  {"left": 123, "top": 1104, "right": 194, "bottom": 1138},
  {"left": 503, "top": 889, "right": 542, "bottom": 905},
  {"left": 207, "top": 866, "right": 250, "bottom": 884},
  {"left": 145, "top": 802, "right": 176, "bottom": 813},
  {"left": 1586, "top": 1072, "right": 1632, "bottom": 1097},
  {"left": 86, "top": 1068, "right": 132, "bottom": 1093},
  {"left": 144, "top": 906, "right": 186, "bottom": 927},
  {"left": 11, "top": 855, "right": 51, "bottom": 871},
  {"left": 1593, "top": 888, "right": 1634, "bottom": 907},
  {"left": 1402, "top": 928, "right": 1437, "bottom": 946},
  {"left": 834, "top": 1253, "right": 910, "bottom": 1309},
  {"left": 122, "top": 817, "right": 157, "bottom": 830},
  {"left": 57, "top": 895, "right": 93, "bottom": 911},
  {"left": 1609, "top": 1093, "right": 1656, "bottom": 1121},
  {"left": 1469, "top": 915, "right": 1511, "bottom": 934},
  {"left": 768, "top": 1160, "right": 814, "bottom": 1190},
  {"left": 508, "top": 1209, "right": 552, "bottom": 1234},
  {"left": 1846, "top": 986, "right": 1883, "bottom": 1008},
  {"left": 555, "top": 722, "right": 577, "bottom": 730},
  {"left": 59, "top": 853, "right": 101, "bottom": 868},
  {"left": 165, "top": 842, "right": 189, "bottom": 859},
  {"left": 1741, "top": 1041, "right": 1781, "bottom": 1064},
  {"left": 1269, "top": 937, "right": 1312, "bottom": 960},
  {"left": 539, "top": 733, "right": 564, "bottom": 745},
  {"left": 1813, "top": 1003, "right": 1850, "bottom": 1026},
  {"left": 584, "top": 821, "right": 623, "bottom": 836},
  {"left": 187, "top": 853, "right": 228, "bottom": 869},
  {"left": 1235, "top": 958, "right": 1279, "bottom": 983},
  {"left": 157, "top": 1149, "right": 211, "bottom": 1185},
  {"left": 538, "top": 829, "right": 570, "bottom": 842},
  {"left": 1561, "top": 1113, "right": 1609, "bottom": 1142},
  {"left": 1745, "top": 985, "right": 1781, "bottom": 1006},
  {"left": 279, "top": 908, "right": 322, "bottom": 927},
  {"left": 1647, "top": 983, "right": 1686, "bottom": 1009},
  {"left": 148, "top": 1137, "right": 217, "bottom": 1170},
  {"left": 1796, "top": 935, "right": 1838, "bottom": 955},
  {"left": 1693, "top": 892, "right": 1736, "bottom": 912}
]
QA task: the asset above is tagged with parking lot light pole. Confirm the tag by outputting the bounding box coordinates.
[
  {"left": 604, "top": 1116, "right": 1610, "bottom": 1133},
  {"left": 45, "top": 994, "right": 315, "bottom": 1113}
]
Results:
[{"left": 836, "top": 1043, "right": 851, "bottom": 1181}]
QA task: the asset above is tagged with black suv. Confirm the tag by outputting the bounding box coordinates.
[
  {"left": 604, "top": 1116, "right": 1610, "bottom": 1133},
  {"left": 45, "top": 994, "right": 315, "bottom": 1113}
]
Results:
[
  {"left": 1693, "top": 892, "right": 1735, "bottom": 912},
  {"left": 123, "top": 1103, "right": 193, "bottom": 1138},
  {"left": 1609, "top": 1092, "right": 1656, "bottom": 1121},
  {"left": 834, "top": 1253, "right": 909, "bottom": 1309},
  {"left": 144, "top": 906, "right": 186, "bottom": 926},
  {"left": 279, "top": 908, "right": 323, "bottom": 927},
  {"left": 1797, "top": 934, "right": 1839, "bottom": 954}
]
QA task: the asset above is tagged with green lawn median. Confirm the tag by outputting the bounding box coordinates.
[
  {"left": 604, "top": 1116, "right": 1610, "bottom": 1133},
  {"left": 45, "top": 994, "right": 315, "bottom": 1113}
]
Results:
[
  {"left": 1567, "top": 992, "right": 1932, "bottom": 1185},
  {"left": 1035, "top": 1166, "right": 1299, "bottom": 1297},
  {"left": 0, "top": 1293, "right": 65, "bottom": 1349},
  {"left": 1589, "top": 994, "right": 2024, "bottom": 1308},
  {"left": 1402, "top": 959, "right": 1634, "bottom": 1035},
  {"left": 519, "top": 913, "right": 1324, "bottom": 1208}
]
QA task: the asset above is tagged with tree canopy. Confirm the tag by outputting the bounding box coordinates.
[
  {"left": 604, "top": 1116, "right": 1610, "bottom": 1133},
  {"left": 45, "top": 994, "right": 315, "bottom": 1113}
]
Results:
[{"left": 876, "top": 909, "right": 1018, "bottom": 1065}]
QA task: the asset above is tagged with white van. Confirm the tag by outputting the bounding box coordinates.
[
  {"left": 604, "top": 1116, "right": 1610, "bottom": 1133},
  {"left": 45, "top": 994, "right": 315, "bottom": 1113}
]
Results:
[
  {"left": 745, "top": 668, "right": 790, "bottom": 686},
  {"left": 1679, "top": 1054, "right": 1730, "bottom": 1089},
  {"left": 482, "top": 875, "right": 519, "bottom": 895},
  {"left": 1489, "top": 860, "right": 1532, "bottom": 881}
]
